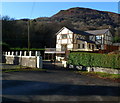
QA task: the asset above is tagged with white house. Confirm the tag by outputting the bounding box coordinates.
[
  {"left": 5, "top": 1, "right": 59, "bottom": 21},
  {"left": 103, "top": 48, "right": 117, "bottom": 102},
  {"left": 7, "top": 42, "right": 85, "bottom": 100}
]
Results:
[
  {"left": 55, "top": 27, "right": 113, "bottom": 61},
  {"left": 44, "top": 27, "right": 113, "bottom": 61},
  {"left": 56, "top": 27, "right": 97, "bottom": 52}
]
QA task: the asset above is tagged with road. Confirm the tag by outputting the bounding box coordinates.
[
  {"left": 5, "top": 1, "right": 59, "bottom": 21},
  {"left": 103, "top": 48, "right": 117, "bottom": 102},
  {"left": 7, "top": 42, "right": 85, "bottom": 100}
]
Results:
[{"left": 2, "top": 62, "right": 120, "bottom": 102}]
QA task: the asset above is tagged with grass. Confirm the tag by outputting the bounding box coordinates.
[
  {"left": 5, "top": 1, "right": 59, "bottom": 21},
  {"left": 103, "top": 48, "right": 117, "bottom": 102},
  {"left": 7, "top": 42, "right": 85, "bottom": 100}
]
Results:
[
  {"left": 2, "top": 68, "right": 46, "bottom": 73},
  {"left": 1, "top": 65, "right": 46, "bottom": 73},
  {"left": 76, "top": 71, "right": 120, "bottom": 81}
]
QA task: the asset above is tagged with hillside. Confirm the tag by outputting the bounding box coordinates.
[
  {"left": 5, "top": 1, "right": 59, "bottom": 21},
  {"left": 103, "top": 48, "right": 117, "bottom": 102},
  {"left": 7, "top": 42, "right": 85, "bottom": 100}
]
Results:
[
  {"left": 2, "top": 7, "right": 120, "bottom": 49},
  {"left": 36, "top": 7, "right": 120, "bottom": 31}
]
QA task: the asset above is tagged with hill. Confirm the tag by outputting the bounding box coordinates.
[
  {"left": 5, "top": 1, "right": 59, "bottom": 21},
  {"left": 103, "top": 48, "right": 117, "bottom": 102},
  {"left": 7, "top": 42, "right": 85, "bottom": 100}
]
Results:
[
  {"left": 36, "top": 7, "right": 120, "bottom": 31},
  {"left": 2, "top": 7, "right": 120, "bottom": 49}
]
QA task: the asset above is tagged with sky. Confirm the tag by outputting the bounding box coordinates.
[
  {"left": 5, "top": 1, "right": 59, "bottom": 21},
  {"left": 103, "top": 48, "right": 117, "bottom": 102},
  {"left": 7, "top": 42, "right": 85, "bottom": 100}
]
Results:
[{"left": 1, "top": 2, "right": 119, "bottom": 20}]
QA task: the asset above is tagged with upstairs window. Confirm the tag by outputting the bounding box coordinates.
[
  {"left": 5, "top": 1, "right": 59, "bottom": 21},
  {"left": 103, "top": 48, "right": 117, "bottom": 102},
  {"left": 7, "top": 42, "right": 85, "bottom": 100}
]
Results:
[
  {"left": 62, "top": 34, "right": 67, "bottom": 39},
  {"left": 96, "top": 36, "right": 101, "bottom": 40}
]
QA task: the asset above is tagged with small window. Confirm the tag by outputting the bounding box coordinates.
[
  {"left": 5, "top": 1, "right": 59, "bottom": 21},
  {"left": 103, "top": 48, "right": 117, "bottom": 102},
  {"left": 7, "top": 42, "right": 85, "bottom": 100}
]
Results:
[
  {"left": 78, "top": 44, "right": 80, "bottom": 49},
  {"left": 92, "top": 45, "right": 94, "bottom": 49},
  {"left": 62, "top": 34, "right": 67, "bottom": 39},
  {"left": 96, "top": 36, "right": 101, "bottom": 40},
  {"left": 82, "top": 44, "right": 85, "bottom": 48}
]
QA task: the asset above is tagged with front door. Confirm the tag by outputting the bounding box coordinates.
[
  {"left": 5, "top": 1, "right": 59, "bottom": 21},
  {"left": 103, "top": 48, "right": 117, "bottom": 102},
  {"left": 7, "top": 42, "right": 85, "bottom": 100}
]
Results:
[{"left": 61, "top": 44, "right": 67, "bottom": 51}]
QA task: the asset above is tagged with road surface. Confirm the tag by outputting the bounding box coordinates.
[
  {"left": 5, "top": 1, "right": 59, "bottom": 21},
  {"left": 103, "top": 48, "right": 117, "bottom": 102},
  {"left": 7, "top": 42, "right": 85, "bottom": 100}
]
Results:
[{"left": 2, "top": 62, "right": 120, "bottom": 102}]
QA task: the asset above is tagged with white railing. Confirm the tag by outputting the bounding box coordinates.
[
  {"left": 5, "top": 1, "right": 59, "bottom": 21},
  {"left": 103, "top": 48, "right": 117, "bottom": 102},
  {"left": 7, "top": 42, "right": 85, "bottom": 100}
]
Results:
[
  {"left": 2, "top": 51, "right": 42, "bottom": 68},
  {"left": 3, "top": 51, "right": 41, "bottom": 57}
]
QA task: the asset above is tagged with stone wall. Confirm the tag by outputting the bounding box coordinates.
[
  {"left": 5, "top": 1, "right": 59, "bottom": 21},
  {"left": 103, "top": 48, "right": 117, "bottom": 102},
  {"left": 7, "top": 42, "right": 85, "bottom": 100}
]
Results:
[
  {"left": 6, "top": 56, "right": 15, "bottom": 64},
  {"left": 68, "top": 64, "right": 120, "bottom": 74},
  {"left": 87, "top": 67, "right": 119, "bottom": 74},
  {"left": 2, "top": 51, "right": 42, "bottom": 68},
  {"left": 21, "top": 56, "right": 37, "bottom": 68}
]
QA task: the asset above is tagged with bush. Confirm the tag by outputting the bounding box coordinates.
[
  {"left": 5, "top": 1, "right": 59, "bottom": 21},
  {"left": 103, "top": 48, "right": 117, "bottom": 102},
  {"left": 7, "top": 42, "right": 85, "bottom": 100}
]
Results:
[
  {"left": 68, "top": 52, "right": 120, "bottom": 69},
  {"left": 10, "top": 48, "right": 45, "bottom": 51}
]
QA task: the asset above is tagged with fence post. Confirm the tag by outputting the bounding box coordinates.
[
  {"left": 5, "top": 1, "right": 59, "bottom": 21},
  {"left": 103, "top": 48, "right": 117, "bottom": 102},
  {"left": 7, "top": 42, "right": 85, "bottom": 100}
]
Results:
[
  {"left": 35, "top": 51, "right": 38, "bottom": 56},
  {"left": 16, "top": 51, "right": 18, "bottom": 56},
  {"left": 8, "top": 51, "right": 10, "bottom": 55},
  {"left": 20, "top": 51, "right": 22, "bottom": 56},
  {"left": 24, "top": 51, "right": 27, "bottom": 56},
  {"left": 29, "top": 51, "right": 32, "bottom": 56},
  {"left": 11, "top": 51, "right": 14, "bottom": 55},
  {"left": 37, "top": 56, "right": 42, "bottom": 68},
  {"left": 5, "top": 52, "right": 7, "bottom": 55}
]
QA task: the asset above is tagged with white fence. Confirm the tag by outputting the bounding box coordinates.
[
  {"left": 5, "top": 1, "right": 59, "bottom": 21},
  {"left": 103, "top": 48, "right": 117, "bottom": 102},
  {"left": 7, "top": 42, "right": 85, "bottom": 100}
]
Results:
[{"left": 2, "top": 51, "right": 42, "bottom": 68}]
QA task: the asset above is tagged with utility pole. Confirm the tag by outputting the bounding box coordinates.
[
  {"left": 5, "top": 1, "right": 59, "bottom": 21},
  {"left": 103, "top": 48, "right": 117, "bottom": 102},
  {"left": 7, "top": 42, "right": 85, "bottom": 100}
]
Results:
[{"left": 28, "top": 20, "right": 30, "bottom": 52}]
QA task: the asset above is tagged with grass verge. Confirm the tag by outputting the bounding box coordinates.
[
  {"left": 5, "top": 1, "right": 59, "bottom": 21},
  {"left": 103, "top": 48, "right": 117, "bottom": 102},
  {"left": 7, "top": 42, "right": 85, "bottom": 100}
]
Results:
[
  {"left": 76, "top": 71, "right": 120, "bottom": 82},
  {"left": 2, "top": 66, "right": 46, "bottom": 73}
]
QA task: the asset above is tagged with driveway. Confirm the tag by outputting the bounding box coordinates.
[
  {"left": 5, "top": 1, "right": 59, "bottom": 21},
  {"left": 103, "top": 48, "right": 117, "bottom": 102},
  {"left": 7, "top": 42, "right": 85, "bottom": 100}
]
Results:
[{"left": 2, "top": 62, "right": 120, "bottom": 102}]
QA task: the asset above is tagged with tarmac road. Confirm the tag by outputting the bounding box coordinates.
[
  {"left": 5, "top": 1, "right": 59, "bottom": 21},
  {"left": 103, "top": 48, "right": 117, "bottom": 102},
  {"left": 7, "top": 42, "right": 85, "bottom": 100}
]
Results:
[{"left": 2, "top": 63, "right": 120, "bottom": 102}]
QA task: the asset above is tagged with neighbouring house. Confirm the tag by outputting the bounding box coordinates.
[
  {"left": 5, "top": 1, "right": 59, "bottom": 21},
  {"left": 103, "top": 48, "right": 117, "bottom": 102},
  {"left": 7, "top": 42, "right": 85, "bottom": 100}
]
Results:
[
  {"left": 86, "top": 29, "right": 113, "bottom": 50},
  {"left": 44, "top": 27, "right": 113, "bottom": 61}
]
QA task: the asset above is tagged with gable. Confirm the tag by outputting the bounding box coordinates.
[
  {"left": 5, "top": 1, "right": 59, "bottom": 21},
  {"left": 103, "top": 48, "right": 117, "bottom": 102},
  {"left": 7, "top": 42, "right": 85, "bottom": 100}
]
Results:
[
  {"left": 56, "top": 27, "right": 73, "bottom": 35},
  {"left": 56, "top": 27, "right": 92, "bottom": 36}
]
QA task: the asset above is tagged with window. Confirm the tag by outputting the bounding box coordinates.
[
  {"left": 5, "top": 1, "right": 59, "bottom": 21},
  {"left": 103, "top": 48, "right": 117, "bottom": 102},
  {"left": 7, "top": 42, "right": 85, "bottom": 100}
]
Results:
[
  {"left": 89, "top": 44, "right": 91, "bottom": 49},
  {"left": 61, "top": 44, "right": 67, "bottom": 51},
  {"left": 82, "top": 44, "right": 85, "bottom": 48},
  {"left": 96, "top": 45, "right": 100, "bottom": 49},
  {"left": 62, "top": 34, "right": 67, "bottom": 39},
  {"left": 92, "top": 45, "right": 94, "bottom": 49},
  {"left": 96, "top": 36, "right": 101, "bottom": 40},
  {"left": 78, "top": 44, "right": 80, "bottom": 49}
]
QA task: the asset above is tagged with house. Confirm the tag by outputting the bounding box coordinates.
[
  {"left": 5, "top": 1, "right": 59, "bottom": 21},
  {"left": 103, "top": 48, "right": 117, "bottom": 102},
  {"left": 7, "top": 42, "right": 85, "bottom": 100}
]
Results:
[
  {"left": 56, "top": 27, "right": 98, "bottom": 52},
  {"left": 86, "top": 29, "right": 113, "bottom": 50},
  {"left": 55, "top": 27, "right": 113, "bottom": 61},
  {"left": 44, "top": 27, "right": 113, "bottom": 61}
]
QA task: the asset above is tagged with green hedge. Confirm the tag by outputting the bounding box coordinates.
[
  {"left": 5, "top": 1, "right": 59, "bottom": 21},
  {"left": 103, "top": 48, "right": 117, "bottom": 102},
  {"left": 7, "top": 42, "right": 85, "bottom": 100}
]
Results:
[
  {"left": 10, "top": 48, "right": 45, "bottom": 51},
  {"left": 67, "top": 52, "right": 120, "bottom": 69}
]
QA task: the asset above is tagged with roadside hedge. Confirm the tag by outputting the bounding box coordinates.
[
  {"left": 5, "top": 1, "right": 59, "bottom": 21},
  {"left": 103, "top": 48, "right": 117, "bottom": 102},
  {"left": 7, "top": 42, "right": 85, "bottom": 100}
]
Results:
[
  {"left": 10, "top": 48, "right": 45, "bottom": 51},
  {"left": 67, "top": 52, "right": 120, "bottom": 69}
]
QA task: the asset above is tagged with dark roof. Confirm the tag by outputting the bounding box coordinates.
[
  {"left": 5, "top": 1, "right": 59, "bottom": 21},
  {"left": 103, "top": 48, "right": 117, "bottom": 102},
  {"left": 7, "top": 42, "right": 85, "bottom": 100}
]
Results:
[
  {"left": 85, "top": 29, "right": 109, "bottom": 35},
  {"left": 56, "top": 27, "right": 92, "bottom": 36},
  {"left": 77, "top": 38, "right": 95, "bottom": 44},
  {"left": 56, "top": 27, "right": 109, "bottom": 36},
  {"left": 68, "top": 27, "right": 92, "bottom": 36}
]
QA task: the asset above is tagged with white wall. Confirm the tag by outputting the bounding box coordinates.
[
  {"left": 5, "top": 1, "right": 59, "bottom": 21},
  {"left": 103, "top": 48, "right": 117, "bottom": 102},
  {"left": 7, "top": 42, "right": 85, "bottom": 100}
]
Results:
[{"left": 56, "top": 27, "right": 73, "bottom": 51}]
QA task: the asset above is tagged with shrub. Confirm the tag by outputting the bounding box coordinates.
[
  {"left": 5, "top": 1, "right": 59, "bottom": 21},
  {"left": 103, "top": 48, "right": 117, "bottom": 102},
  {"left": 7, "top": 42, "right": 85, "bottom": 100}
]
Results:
[
  {"left": 68, "top": 52, "right": 120, "bottom": 69},
  {"left": 10, "top": 48, "right": 45, "bottom": 51}
]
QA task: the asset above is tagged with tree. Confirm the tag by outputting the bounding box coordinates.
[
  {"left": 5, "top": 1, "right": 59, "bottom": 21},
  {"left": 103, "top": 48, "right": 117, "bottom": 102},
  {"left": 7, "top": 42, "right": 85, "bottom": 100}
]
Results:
[{"left": 113, "top": 35, "right": 120, "bottom": 43}]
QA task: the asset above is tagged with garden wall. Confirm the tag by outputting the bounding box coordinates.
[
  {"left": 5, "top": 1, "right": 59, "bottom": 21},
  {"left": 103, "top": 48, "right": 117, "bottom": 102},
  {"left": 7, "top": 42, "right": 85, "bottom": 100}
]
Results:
[{"left": 2, "top": 51, "right": 42, "bottom": 68}]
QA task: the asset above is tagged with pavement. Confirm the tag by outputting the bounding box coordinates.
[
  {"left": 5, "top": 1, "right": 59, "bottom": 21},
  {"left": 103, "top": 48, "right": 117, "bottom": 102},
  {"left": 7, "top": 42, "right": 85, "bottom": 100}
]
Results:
[{"left": 2, "top": 61, "right": 120, "bottom": 102}]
